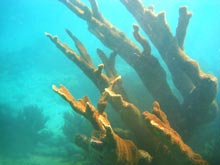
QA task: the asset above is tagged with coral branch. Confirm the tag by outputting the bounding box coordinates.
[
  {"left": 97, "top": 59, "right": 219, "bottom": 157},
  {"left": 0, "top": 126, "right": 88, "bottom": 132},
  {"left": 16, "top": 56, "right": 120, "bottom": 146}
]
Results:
[
  {"left": 151, "top": 101, "right": 170, "bottom": 126},
  {"left": 133, "top": 24, "right": 151, "bottom": 55},
  {"left": 120, "top": 0, "right": 218, "bottom": 129},
  {"left": 59, "top": 0, "right": 92, "bottom": 20},
  {"left": 47, "top": 1, "right": 218, "bottom": 164},
  {"left": 95, "top": 64, "right": 104, "bottom": 76},
  {"left": 175, "top": 6, "right": 192, "bottom": 50},
  {"left": 142, "top": 103, "right": 208, "bottom": 165},
  {"left": 89, "top": 0, "right": 102, "bottom": 20},
  {"left": 58, "top": 0, "right": 183, "bottom": 128},
  {"left": 97, "top": 49, "right": 118, "bottom": 79},
  {"left": 45, "top": 32, "right": 109, "bottom": 92},
  {"left": 55, "top": 83, "right": 207, "bottom": 164},
  {"left": 52, "top": 84, "right": 108, "bottom": 132},
  {"left": 99, "top": 87, "right": 207, "bottom": 164},
  {"left": 74, "top": 134, "right": 90, "bottom": 151},
  {"left": 66, "top": 29, "right": 93, "bottom": 65},
  {"left": 53, "top": 84, "right": 151, "bottom": 165}
]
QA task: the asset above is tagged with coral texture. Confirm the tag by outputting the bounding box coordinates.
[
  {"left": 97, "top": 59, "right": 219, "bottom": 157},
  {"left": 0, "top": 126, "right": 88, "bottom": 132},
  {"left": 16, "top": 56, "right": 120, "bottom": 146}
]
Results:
[{"left": 46, "top": 0, "right": 218, "bottom": 164}]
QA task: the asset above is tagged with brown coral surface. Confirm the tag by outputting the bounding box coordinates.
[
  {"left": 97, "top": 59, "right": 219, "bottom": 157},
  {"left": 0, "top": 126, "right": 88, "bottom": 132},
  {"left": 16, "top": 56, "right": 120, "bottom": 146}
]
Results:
[{"left": 46, "top": 0, "right": 218, "bottom": 164}]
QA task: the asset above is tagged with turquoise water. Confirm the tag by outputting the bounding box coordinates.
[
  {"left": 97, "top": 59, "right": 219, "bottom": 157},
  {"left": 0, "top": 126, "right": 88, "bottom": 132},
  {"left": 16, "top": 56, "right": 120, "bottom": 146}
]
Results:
[{"left": 0, "top": 0, "right": 220, "bottom": 164}]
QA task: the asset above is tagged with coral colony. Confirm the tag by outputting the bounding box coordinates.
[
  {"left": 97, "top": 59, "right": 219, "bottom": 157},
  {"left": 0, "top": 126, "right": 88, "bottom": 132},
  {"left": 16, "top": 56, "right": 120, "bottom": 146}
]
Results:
[{"left": 46, "top": 0, "right": 218, "bottom": 164}]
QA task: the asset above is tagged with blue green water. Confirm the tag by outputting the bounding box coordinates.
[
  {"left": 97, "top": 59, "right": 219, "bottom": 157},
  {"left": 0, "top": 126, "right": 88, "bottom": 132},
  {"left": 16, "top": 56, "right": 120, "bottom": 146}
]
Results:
[{"left": 0, "top": 0, "right": 220, "bottom": 164}]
